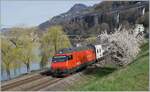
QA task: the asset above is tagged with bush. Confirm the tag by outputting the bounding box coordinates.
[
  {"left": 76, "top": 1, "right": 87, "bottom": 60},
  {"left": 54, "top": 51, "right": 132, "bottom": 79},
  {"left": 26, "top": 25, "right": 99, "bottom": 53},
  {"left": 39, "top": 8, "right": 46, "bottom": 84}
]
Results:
[{"left": 96, "top": 26, "right": 145, "bottom": 66}]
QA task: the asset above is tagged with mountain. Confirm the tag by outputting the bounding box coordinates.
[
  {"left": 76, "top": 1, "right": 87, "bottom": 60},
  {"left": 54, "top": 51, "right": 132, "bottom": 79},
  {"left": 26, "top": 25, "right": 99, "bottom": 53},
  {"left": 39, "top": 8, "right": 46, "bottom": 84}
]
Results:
[
  {"left": 38, "top": 4, "right": 88, "bottom": 30},
  {"left": 2, "top": 1, "right": 148, "bottom": 39},
  {"left": 38, "top": 1, "right": 149, "bottom": 33},
  {"left": 1, "top": 1, "right": 148, "bottom": 46},
  {"left": 68, "top": 4, "right": 88, "bottom": 13},
  {"left": 0, "top": 28, "right": 9, "bottom": 32}
]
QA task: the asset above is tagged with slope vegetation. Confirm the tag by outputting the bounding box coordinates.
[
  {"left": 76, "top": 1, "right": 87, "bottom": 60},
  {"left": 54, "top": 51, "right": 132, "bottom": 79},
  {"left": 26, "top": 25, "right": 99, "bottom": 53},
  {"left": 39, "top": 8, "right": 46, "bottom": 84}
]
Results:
[{"left": 69, "top": 42, "right": 149, "bottom": 91}]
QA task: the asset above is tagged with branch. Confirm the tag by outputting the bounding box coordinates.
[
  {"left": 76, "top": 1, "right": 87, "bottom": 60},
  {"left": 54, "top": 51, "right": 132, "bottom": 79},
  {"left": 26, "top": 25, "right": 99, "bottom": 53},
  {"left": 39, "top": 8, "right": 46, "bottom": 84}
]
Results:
[{"left": 9, "top": 39, "right": 17, "bottom": 47}]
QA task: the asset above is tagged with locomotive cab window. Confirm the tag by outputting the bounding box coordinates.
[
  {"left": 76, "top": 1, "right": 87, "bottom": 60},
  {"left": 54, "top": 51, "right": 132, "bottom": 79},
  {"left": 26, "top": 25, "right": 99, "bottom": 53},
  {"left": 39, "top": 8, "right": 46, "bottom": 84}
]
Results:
[
  {"left": 52, "top": 56, "right": 68, "bottom": 62},
  {"left": 52, "top": 55, "right": 73, "bottom": 62}
]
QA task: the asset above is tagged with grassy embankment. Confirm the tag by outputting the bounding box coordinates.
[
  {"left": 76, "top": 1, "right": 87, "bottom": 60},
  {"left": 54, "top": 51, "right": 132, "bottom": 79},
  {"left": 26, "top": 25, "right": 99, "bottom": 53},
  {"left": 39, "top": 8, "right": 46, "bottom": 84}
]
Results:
[{"left": 69, "top": 41, "right": 149, "bottom": 91}]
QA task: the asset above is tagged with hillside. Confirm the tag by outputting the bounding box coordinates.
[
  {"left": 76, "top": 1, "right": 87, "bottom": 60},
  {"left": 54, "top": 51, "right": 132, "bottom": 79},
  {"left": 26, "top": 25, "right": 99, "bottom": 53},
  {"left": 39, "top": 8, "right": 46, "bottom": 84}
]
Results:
[
  {"left": 37, "top": 1, "right": 149, "bottom": 46},
  {"left": 1, "top": 1, "right": 149, "bottom": 40},
  {"left": 38, "top": 1, "right": 149, "bottom": 31},
  {"left": 68, "top": 41, "right": 149, "bottom": 91},
  {"left": 38, "top": 3, "right": 88, "bottom": 30}
]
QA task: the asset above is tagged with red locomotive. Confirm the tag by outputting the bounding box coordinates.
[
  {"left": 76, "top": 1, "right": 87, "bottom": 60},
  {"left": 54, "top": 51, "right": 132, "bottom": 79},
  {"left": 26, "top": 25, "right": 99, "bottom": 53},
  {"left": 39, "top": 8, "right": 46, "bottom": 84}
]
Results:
[{"left": 51, "top": 44, "right": 104, "bottom": 76}]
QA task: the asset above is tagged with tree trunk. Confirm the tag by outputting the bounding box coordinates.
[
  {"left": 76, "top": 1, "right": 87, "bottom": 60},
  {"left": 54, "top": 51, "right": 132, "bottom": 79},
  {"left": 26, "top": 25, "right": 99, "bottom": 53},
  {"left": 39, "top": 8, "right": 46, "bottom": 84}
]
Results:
[
  {"left": 40, "top": 54, "right": 47, "bottom": 69},
  {"left": 6, "top": 69, "right": 11, "bottom": 80},
  {"left": 54, "top": 42, "right": 57, "bottom": 54},
  {"left": 40, "top": 58, "right": 44, "bottom": 69},
  {"left": 18, "top": 67, "right": 21, "bottom": 74},
  {"left": 14, "top": 68, "right": 17, "bottom": 76},
  {"left": 26, "top": 63, "right": 30, "bottom": 73},
  {"left": 1, "top": 66, "right": 4, "bottom": 76}
]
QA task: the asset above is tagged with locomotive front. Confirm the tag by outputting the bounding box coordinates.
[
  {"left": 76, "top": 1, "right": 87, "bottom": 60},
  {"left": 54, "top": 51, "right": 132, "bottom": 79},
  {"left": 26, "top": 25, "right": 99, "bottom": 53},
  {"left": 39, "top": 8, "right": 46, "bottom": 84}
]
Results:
[{"left": 51, "top": 54, "right": 73, "bottom": 76}]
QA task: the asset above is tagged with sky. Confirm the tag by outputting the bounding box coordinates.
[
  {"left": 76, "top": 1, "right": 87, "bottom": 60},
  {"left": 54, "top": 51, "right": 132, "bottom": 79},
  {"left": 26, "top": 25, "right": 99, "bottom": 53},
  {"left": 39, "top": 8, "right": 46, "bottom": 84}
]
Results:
[{"left": 1, "top": 0, "right": 101, "bottom": 28}]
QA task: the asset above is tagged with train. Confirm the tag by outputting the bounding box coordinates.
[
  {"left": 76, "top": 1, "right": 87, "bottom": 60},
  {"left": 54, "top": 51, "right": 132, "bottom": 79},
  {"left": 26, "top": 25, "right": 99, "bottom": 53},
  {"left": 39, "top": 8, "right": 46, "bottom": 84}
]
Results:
[{"left": 50, "top": 44, "right": 105, "bottom": 76}]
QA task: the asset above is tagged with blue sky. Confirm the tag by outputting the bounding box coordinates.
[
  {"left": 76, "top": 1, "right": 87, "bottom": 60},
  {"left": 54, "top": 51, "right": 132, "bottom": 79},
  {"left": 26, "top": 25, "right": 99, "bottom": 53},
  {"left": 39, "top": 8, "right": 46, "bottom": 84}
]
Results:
[{"left": 1, "top": 0, "right": 101, "bottom": 28}]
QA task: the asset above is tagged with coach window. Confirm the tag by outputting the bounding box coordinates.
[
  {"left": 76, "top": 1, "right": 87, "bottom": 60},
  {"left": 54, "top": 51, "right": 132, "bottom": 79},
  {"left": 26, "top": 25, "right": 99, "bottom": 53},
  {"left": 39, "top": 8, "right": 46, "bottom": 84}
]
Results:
[{"left": 97, "top": 49, "right": 99, "bottom": 53}]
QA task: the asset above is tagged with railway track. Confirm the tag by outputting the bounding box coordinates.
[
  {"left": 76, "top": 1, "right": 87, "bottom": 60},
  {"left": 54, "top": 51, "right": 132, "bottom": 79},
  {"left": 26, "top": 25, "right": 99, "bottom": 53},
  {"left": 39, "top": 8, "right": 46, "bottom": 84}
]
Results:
[
  {"left": 26, "top": 78, "right": 62, "bottom": 91},
  {"left": 1, "top": 70, "right": 83, "bottom": 91},
  {"left": 1, "top": 74, "right": 44, "bottom": 91},
  {"left": 1, "top": 69, "right": 63, "bottom": 91},
  {"left": 1, "top": 67, "right": 94, "bottom": 91}
]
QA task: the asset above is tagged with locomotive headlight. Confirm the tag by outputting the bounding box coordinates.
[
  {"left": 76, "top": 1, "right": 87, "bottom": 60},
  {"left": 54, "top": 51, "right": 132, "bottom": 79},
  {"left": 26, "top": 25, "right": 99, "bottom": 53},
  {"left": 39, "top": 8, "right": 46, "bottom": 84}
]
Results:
[{"left": 77, "top": 62, "right": 80, "bottom": 65}]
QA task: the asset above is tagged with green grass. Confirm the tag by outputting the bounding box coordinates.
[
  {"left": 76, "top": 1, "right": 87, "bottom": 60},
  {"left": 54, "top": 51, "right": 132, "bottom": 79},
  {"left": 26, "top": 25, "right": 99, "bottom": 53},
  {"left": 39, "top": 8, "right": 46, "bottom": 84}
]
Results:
[{"left": 69, "top": 42, "right": 149, "bottom": 91}]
